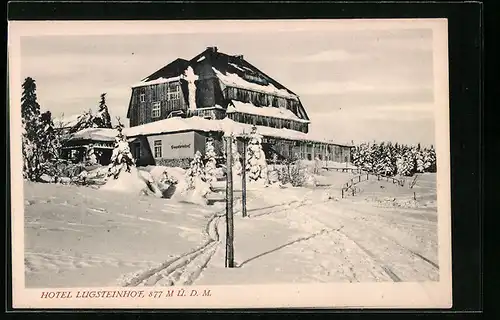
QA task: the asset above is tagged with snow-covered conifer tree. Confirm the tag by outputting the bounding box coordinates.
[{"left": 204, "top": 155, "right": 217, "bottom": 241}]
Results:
[
  {"left": 380, "top": 142, "right": 395, "bottom": 176},
  {"left": 415, "top": 148, "right": 425, "bottom": 173},
  {"left": 107, "top": 121, "right": 135, "bottom": 179},
  {"left": 21, "top": 77, "right": 41, "bottom": 125},
  {"left": 372, "top": 142, "right": 386, "bottom": 174},
  {"left": 397, "top": 145, "right": 416, "bottom": 176},
  {"left": 204, "top": 138, "right": 218, "bottom": 183},
  {"left": 245, "top": 126, "right": 268, "bottom": 183},
  {"left": 38, "top": 111, "right": 61, "bottom": 161},
  {"left": 185, "top": 151, "right": 206, "bottom": 190},
  {"left": 21, "top": 77, "right": 51, "bottom": 181},
  {"left": 351, "top": 145, "right": 361, "bottom": 168},
  {"left": 423, "top": 145, "right": 437, "bottom": 172},
  {"left": 353, "top": 143, "right": 369, "bottom": 170},
  {"left": 231, "top": 138, "right": 242, "bottom": 176},
  {"left": 94, "top": 93, "right": 113, "bottom": 128}
]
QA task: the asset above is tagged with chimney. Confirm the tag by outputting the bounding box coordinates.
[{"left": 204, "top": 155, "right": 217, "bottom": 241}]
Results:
[
  {"left": 235, "top": 54, "right": 244, "bottom": 60},
  {"left": 206, "top": 46, "right": 218, "bottom": 53}
]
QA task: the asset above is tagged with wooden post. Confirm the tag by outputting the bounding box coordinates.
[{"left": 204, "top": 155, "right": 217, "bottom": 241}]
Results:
[
  {"left": 413, "top": 192, "right": 416, "bottom": 201},
  {"left": 358, "top": 175, "right": 361, "bottom": 183},
  {"left": 225, "top": 135, "right": 235, "bottom": 268},
  {"left": 341, "top": 188, "right": 344, "bottom": 199},
  {"left": 241, "top": 138, "right": 247, "bottom": 218}
]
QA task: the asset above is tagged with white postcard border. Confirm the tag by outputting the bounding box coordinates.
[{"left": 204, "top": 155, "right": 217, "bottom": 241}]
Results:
[{"left": 8, "top": 18, "right": 452, "bottom": 309}]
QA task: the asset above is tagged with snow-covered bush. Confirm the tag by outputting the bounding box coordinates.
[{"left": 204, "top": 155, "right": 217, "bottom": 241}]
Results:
[
  {"left": 68, "top": 109, "right": 97, "bottom": 134},
  {"left": 277, "top": 159, "right": 309, "bottom": 187},
  {"left": 245, "top": 126, "right": 268, "bottom": 184},
  {"left": 101, "top": 166, "right": 162, "bottom": 197},
  {"left": 86, "top": 144, "right": 98, "bottom": 165},
  {"left": 204, "top": 138, "right": 218, "bottom": 183},
  {"left": 267, "top": 154, "right": 280, "bottom": 184},
  {"left": 182, "top": 151, "right": 211, "bottom": 204},
  {"left": 155, "top": 158, "right": 191, "bottom": 169},
  {"left": 159, "top": 169, "right": 179, "bottom": 186},
  {"left": 107, "top": 122, "right": 135, "bottom": 179}
]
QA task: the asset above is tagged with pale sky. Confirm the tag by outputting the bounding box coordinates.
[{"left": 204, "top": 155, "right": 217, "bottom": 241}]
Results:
[{"left": 20, "top": 27, "right": 436, "bottom": 146}]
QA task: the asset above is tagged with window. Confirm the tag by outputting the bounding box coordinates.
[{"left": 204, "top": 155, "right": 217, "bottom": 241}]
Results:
[
  {"left": 168, "top": 83, "right": 180, "bottom": 100},
  {"left": 140, "top": 93, "right": 145, "bottom": 103},
  {"left": 152, "top": 102, "right": 161, "bottom": 118},
  {"left": 164, "top": 82, "right": 181, "bottom": 110},
  {"left": 154, "top": 140, "right": 162, "bottom": 158}
]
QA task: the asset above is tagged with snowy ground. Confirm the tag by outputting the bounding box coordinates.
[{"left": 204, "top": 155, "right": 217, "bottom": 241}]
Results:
[{"left": 23, "top": 169, "right": 438, "bottom": 287}]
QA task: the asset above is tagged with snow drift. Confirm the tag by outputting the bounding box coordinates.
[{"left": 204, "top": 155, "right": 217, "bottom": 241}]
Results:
[{"left": 100, "top": 167, "right": 162, "bottom": 197}]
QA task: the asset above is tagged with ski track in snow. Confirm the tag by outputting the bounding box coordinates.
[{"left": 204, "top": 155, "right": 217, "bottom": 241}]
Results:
[
  {"left": 287, "top": 196, "right": 438, "bottom": 282},
  {"left": 227, "top": 186, "right": 439, "bottom": 283},
  {"left": 118, "top": 211, "right": 223, "bottom": 287},
  {"left": 117, "top": 191, "right": 306, "bottom": 287}
]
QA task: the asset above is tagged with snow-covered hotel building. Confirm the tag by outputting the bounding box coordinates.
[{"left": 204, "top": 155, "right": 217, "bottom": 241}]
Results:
[
  {"left": 64, "top": 47, "right": 352, "bottom": 167},
  {"left": 121, "top": 46, "right": 353, "bottom": 167}
]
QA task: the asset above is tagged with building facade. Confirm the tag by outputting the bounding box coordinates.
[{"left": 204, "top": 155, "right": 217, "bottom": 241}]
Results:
[
  {"left": 125, "top": 46, "right": 352, "bottom": 167},
  {"left": 127, "top": 47, "right": 310, "bottom": 132},
  {"left": 62, "top": 47, "right": 352, "bottom": 168}
]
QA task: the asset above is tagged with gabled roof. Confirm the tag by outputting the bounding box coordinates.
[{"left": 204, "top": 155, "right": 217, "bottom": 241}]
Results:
[
  {"left": 140, "top": 58, "right": 190, "bottom": 84},
  {"left": 66, "top": 127, "right": 117, "bottom": 142},
  {"left": 127, "top": 47, "right": 310, "bottom": 121},
  {"left": 191, "top": 48, "right": 298, "bottom": 97}
]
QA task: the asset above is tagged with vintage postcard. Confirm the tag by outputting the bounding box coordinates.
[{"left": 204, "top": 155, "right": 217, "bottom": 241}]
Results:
[{"left": 8, "top": 19, "right": 452, "bottom": 309}]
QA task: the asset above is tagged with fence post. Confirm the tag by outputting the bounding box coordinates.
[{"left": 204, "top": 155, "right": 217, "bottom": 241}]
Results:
[
  {"left": 352, "top": 188, "right": 355, "bottom": 196},
  {"left": 241, "top": 138, "right": 247, "bottom": 218},
  {"left": 341, "top": 188, "right": 344, "bottom": 199},
  {"left": 413, "top": 192, "right": 416, "bottom": 201},
  {"left": 225, "top": 135, "right": 235, "bottom": 268},
  {"left": 358, "top": 175, "right": 361, "bottom": 183}
]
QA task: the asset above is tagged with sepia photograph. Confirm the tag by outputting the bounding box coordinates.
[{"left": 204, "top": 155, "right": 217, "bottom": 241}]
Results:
[{"left": 9, "top": 19, "right": 452, "bottom": 309}]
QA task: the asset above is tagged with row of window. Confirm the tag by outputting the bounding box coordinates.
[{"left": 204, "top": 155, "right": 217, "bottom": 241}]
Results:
[
  {"left": 138, "top": 82, "right": 181, "bottom": 103},
  {"left": 150, "top": 100, "right": 185, "bottom": 119},
  {"left": 295, "top": 144, "right": 350, "bottom": 162}
]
